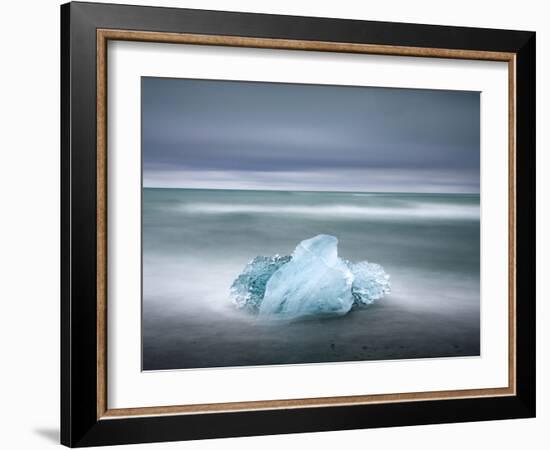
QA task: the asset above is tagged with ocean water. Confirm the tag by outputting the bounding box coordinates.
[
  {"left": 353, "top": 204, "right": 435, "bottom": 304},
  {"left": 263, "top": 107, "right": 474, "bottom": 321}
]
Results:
[{"left": 142, "top": 188, "right": 480, "bottom": 370}]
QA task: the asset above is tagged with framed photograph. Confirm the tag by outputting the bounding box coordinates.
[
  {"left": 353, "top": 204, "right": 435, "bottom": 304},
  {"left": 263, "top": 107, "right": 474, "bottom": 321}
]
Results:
[{"left": 61, "top": 2, "right": 536, "bottom": 447}]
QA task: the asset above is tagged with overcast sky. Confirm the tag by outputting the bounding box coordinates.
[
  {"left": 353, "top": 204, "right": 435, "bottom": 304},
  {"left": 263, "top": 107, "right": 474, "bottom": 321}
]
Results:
[{"left": 142, "top": 77, "right": 480, "bottom": 193}]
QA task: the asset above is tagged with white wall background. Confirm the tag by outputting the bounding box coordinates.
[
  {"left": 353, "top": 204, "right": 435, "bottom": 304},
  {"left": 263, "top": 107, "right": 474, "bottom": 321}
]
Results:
[{"left": 0, "top": 0, "right": 546, "bottom": 448}]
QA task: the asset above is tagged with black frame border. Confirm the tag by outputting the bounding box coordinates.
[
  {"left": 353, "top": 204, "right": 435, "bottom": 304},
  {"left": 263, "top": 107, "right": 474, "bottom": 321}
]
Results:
[{"left": 61, "top": 2, "right": 536, "bottom": 447}]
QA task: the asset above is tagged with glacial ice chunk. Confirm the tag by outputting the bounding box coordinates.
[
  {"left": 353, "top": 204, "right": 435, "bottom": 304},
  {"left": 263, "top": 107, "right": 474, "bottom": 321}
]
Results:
[
  {"left": 229, "top": 234, "right": 390, "bottom": 319},
  {"left": 348, "top": 261, "right": 391, "bottom": 306},
  {"left": 259, "top": 235, "right": 354, "bottom": 319},
  {"left": 230, "top": 255, "right": 291, "bottom": 312}
]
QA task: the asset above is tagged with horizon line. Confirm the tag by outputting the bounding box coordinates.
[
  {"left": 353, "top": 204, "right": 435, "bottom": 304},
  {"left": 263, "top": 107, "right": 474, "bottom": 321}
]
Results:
[{"left": 142, "top": 186, "right": 480, "bottom": 195}]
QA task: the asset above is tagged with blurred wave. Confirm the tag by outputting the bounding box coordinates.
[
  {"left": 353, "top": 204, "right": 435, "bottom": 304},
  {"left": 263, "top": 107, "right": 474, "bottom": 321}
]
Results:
[{"left": 175, "top": 201, "right": 479, "bottom": 220}]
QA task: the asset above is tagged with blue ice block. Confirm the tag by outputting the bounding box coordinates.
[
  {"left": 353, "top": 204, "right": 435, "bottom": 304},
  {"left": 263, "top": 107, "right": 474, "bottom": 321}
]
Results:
[{"left": 230, "top": 234, "right": 390, "bottom": 320}]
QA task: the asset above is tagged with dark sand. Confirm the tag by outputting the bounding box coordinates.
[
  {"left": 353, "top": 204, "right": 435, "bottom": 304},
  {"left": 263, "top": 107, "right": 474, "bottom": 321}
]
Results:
[{"left": 143, "top": 294, "right": 480, "bottom": 370}]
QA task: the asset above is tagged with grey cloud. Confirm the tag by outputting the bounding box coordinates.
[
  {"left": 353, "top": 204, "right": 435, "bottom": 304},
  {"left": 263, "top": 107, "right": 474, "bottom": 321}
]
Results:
[{"left": 142, "top": 77, "right": 480, "bottom": 193}]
